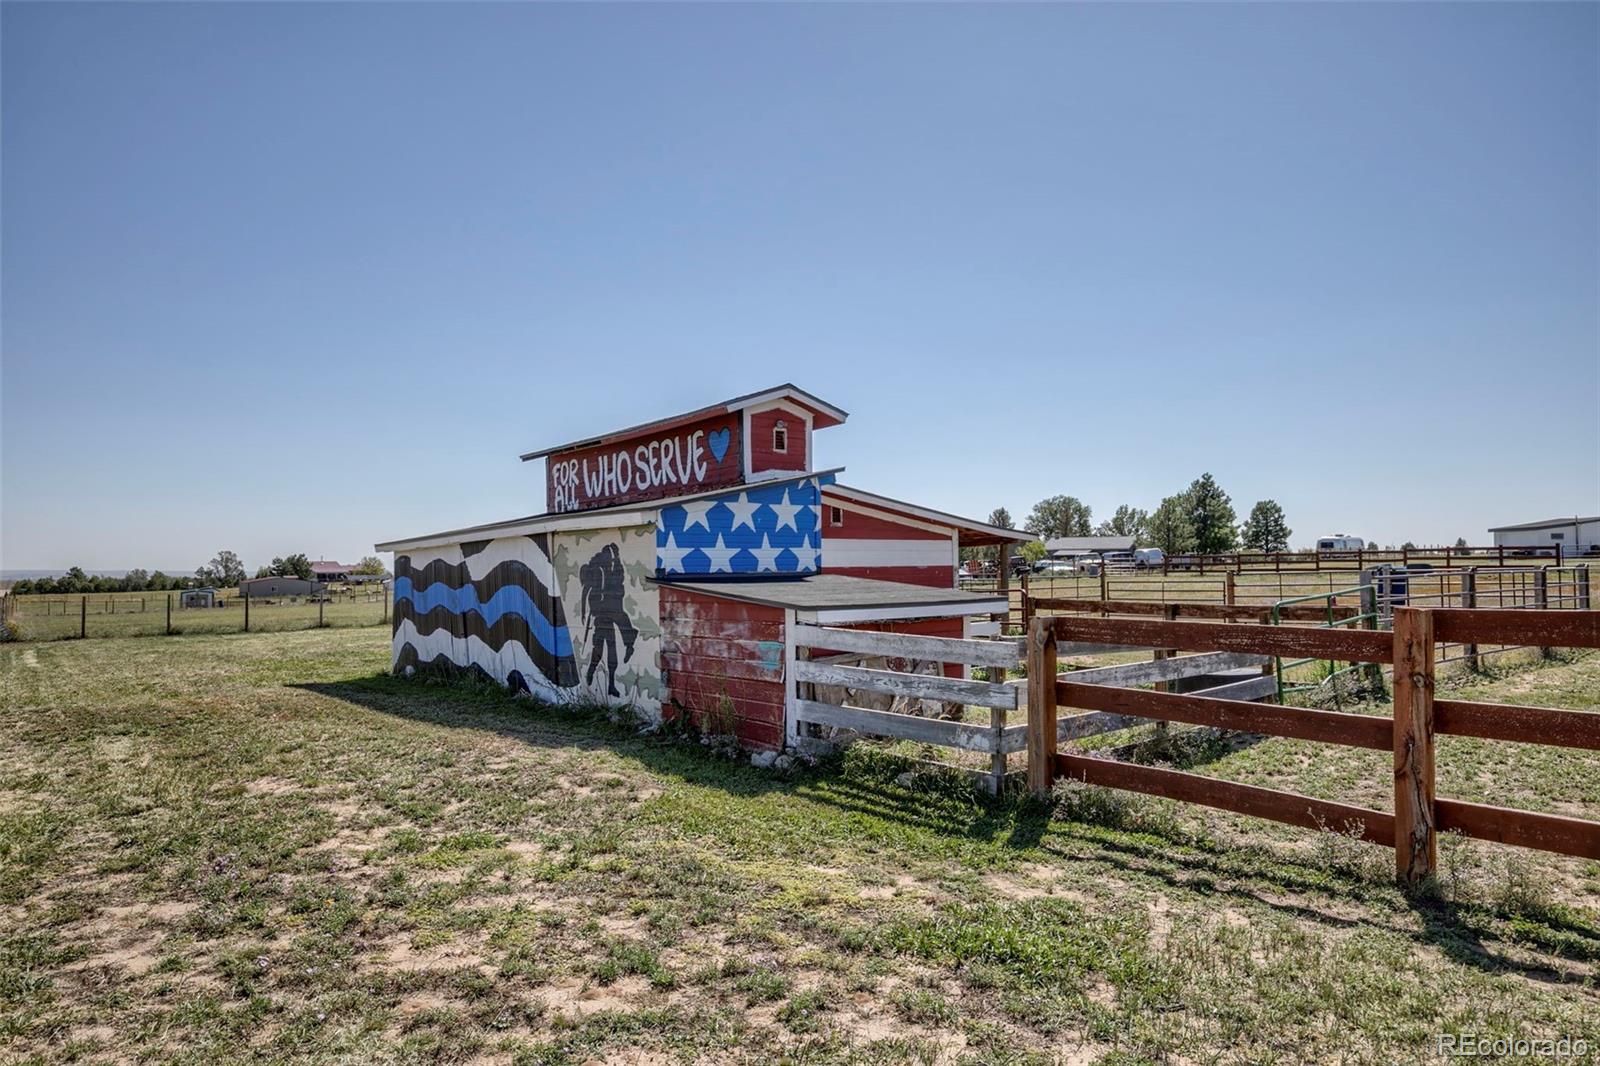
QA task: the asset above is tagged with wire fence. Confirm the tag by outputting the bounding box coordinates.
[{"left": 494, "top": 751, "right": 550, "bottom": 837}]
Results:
[{"left": 2, "top": 585, "right": 391, "bottom": 641}]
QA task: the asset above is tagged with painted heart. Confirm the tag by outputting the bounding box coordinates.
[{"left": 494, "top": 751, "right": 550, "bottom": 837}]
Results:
[{"left": 707, "top": 427, "right": 731, "bottom": 463}]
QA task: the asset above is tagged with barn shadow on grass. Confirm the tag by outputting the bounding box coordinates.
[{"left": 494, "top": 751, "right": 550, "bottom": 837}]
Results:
[{"left": 297, "top": 673, "right": 1600, "bottom": 984}]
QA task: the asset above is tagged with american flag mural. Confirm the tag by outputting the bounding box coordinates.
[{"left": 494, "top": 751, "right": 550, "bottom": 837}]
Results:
[
  {"left": 656, "top": 477, "right": 824, "bottom": 576},
  {"left": 392, "top": 534, "right": 581, "bottom": 699}
]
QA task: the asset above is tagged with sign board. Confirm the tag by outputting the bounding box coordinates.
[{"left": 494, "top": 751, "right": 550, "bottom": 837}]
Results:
[{"left": 546, "top": 412, "right": 744, "bottom": 514}]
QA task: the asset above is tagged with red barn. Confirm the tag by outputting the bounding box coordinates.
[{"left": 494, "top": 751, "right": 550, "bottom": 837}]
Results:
[{"left": 377, "top": 384, "right": 1036, "bottom": 753}]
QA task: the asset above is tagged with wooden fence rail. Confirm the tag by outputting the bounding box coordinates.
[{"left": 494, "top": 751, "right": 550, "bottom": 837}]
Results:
[{"left": 1027, "top": 608, "right": 1600, "bottom": 884}]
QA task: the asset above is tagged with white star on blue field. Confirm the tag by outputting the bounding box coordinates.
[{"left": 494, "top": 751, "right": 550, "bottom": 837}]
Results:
[{"left": 656, "top": 479, "right": 823, "bottom": 576}]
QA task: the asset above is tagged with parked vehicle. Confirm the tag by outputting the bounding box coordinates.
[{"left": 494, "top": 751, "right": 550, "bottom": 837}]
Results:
[
  {"left": 1133, "top": 547, "right": 1165, "bottom": 569},
  {"left": 1009, "top": 555, "right": 1031, "bottom": 577},
  {"left": 1316, "top": 534, "right": 1365, "bottom": 553},
  {"left": 1102, "top": 552, "right": 1136, "bottom": 571}
]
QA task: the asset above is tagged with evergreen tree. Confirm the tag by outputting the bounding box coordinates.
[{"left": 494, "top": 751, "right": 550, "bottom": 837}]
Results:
[
  {"left": 1240, "top": 500, "right": 1292, "bottom": 552},
  {"left": 1183, "top": 474, "right": 1238, "bottom": 553}
]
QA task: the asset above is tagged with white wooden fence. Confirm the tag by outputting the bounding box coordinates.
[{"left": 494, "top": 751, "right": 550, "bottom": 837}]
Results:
[{"left": 788, "top": 622, "right": 1273, "bottom": 792}]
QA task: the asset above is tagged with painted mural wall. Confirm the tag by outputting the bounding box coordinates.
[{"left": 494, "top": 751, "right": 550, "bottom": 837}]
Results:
[
  {"left": 393, "top": 526, "right": 662, "bottom": 715},
  {"left": 656, "top": 477, "right": 825, "bottom": 577}
]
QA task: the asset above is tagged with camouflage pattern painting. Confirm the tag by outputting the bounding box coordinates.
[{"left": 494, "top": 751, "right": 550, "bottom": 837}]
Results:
[{"left": 551, "top": 525, "right": 664, "bottom": 714}]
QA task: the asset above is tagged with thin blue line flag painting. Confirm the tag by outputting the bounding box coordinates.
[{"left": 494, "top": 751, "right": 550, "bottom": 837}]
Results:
[{"left": 657, "top": 478, "right": 821, "bottom": 575}]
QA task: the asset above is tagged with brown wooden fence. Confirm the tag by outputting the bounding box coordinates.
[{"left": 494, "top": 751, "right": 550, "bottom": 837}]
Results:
[{"left": 1026, "top": 608, "right": 1600, "bottom": 884}]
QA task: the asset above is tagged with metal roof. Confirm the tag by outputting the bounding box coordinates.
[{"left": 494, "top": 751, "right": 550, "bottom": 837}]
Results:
[
  {"left": 825, "top": 484, "right": 1037, "bottom": 546},
  {"left": 1044, "top": 535, "right": 1135, "bottom": 554},
  {"left": 651, "top": 572, "right": 1006, "bottom": 614},
  {"left": 1487, "top": 516, "right": 1600, "bottom": 532},
  {"left": 519, "top": 384, "right": 849, "bottom": 462}
]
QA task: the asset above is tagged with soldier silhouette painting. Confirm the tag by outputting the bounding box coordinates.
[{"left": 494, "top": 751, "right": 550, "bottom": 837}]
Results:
[{"left": 578, "top": 544, "right": 638, "bottom": 697}]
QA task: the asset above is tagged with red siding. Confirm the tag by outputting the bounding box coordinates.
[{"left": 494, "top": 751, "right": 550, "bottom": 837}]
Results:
[
  {"left": 827, "top": 565, "right": 955, "bottom": 589},
  {"left": 659, "top": 586, "right": 786, "bottom": 751},
  {"left": 822, "top": 504, "right": 946, "bottom": 540},
  {"left": 749, "top": 408, "right": 807, "bottom": 475},
  {"left": 545, "top": 410, "right": 744, "bottom": 513}
]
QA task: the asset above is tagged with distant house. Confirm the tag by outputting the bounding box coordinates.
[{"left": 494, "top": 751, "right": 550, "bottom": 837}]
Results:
[
  {"left": 310, "top": 560, "right": 353, "bottom": 582},
  {"left": 1487, "top": 516, "right": 1600, "bottom": 556},
  {"left": 239, "top": 576, "right": 317, "bottom": 598},
  {"left": 1045, "top": 535, "right": 1135, "bottom": 559}
]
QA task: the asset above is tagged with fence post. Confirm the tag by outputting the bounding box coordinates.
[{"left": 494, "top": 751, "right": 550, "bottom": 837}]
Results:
[
  {"left": 319, "top": 594, "right": 326, "bottom": 629},
  {"left": 1580, "top": 566, "right": 1592, "bottom": 611},
  {"left": 166, "top": 594, "right": 173, "bottom": 636},
  {"left": 383, "top": 582, "right": 390, "bottom": 626},
  {"left": 80, "top": 596, "right": 87, "bottom": 639},
  {"left": 1392, "top": 607, "right": 1437, "bottom": 887},
  {"left": 244, "top": 586, "right": 250, "bottom": 633},
  {"left": 1462, "top": 567, "right": 1480, "bottom": 671},
  {"left": 1026, "top": 617, "right": 1058, "bottom": 796},
  {"left": 1223, "top": 571, "right": 1236, "bottom": 607},
  {"left": 1536, "top": 566, "right": 1551, "bottom": 657},
  {"left": 1099, "top": 564, "right": 1109, "bottom": 604}
]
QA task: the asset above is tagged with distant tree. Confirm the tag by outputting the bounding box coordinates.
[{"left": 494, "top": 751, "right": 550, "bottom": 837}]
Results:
[
  {"left": 1018, "top": 540, "right": 1047, "bottom": 565},
  {"left": 197, "top": 550, "right": 245, "bottom": 588},
  {"left": 1240, "top": 500, "right": 1292, "bottom": 552},
  {"left": 11, "top": 579, "right": 33, "bottom": 595},
  {"left": 1183, "top": 474, "right": 1238, "bottom": 554},
  {"left": 254, "top": 566, "right": 272, "bottom": 578},
  {"left": 1367, "top": 541, "right": 1379, "bottom": 551},
  {"left": 1454, "top": 537, "right": 1468, "bottom": 548},
  {"left": 268, "top": 554, "right": 313, "bottom": 580},
  {"left": 1095, "top": 505, "right": 1150, "bottom": 544},
  {"left": 353, "top": 555, "right": 388, "bottom": 576},
  {"left": 33, "top": 577, "right": 57, "bottom": 595},
  {"left": 1024, "top": 495, "right": 1093, "bottom": 539},
  {"left": 123, "top": 568, "right": 149, "bottom": 592},
  {"left": 148, "top": 571, "right": 171, "bottom": 591},
  {"left": 1148, "top": 495, "right": 1196, "bottom": 556},
  {"left": 51, "top": 567, "right": 89, "bottom": 594},
  {"left": 1401, "top": 540, "right": 1417, "bottom": 551}
]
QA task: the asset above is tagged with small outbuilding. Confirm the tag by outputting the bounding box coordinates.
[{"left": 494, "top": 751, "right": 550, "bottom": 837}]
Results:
[
  {"left": 180, "top": 587, "right": 218, "bottom": 608},
  {"left": 1045, "top": 535, "right": 1134, "bottom": 560},
  {"left": 239, "top": 576, "right": 318, "bottom": 599},
  {"left": 1488, "top": 516, "right": 1600, "bottom": 557}
]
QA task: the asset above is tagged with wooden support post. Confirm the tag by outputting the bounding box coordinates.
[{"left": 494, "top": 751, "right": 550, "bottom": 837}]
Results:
[
  {"left": 80, "top": 596, "right": 87, "bottom": 639},
  {"left": 244, "top": 587, "right": 250, "bottom": 633},
  {"left": 383, "top": 582, "right": 390, "bottom": 626},
  {"left": 1099, "top": 564, "right": 1109, "bottom": 604},
  {"left": 1152, "top": 604, "right": 1177, "bottom": 737},
  {"left": 1461, "top": 567, "right": 1481, "bottom": 671},
  {"left": 1579, "top": 566, "right": 1592, "bottom": 611},
  {"left": 1536, "top": 566, "right": 1551, "bottom": 657},
  {"left": 1392, "top": 608, "right": 1437, "bottom": 886},
  {"left": 1223, "top": 571, "right": 1236, "bottom": 607},
  {"left": 988, "top": 705, "right": 1007, "bottom": 796},
  {"left": 1026, "top": 617, "right": 1058, "bottom": 796},
  {"left": 319, "top": 595, "right": 325, "bottom": 629},
  {"left": 166, "top": 594, "right": 173, "bottom": 636}
]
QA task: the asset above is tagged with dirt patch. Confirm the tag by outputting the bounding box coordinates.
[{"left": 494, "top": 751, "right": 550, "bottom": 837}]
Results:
[
  {"left": 541, "top": 975, "right": 655, "bottom": 1017},
  {"left": 379, "top": 935, "right": 493, "bottom": 976},
  {"left": 244, "top": 775, "right": 302, "bottom": 797}
]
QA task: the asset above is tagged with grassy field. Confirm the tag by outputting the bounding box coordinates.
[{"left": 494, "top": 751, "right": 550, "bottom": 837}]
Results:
[
  {"left": 5, "top": 589, "right": 388, "bottom": 641},
  {"left": 3, "top": 629, "right": 1598, "bottom": 1064}
]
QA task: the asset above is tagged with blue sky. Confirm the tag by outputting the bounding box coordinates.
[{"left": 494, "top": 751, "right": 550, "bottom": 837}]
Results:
[{"left": 3, "top": 2, "right": 1596, "bottom": 572}]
